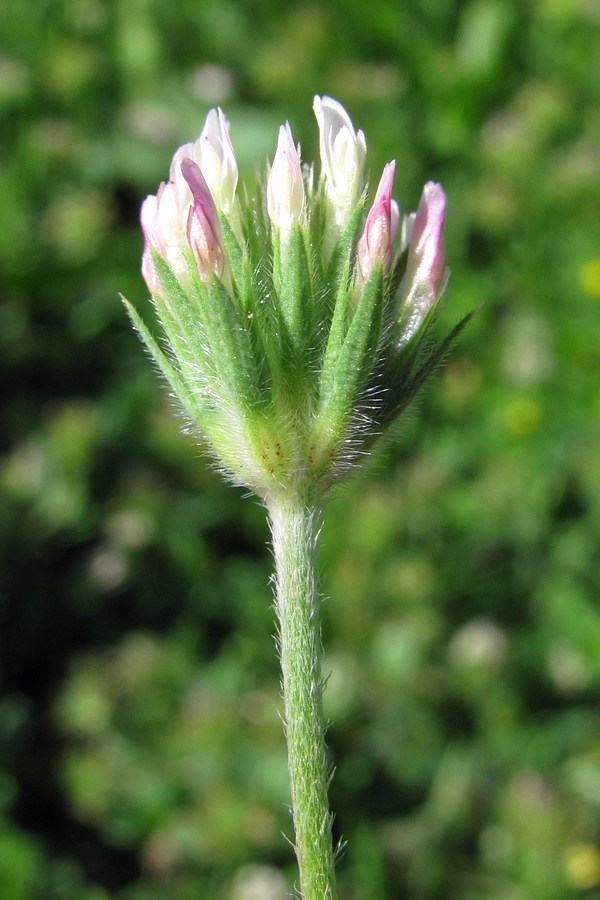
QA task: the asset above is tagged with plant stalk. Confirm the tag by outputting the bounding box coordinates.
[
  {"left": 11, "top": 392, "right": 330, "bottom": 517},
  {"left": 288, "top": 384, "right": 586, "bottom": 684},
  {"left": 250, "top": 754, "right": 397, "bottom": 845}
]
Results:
[{"left": 269, "top": 485, "right": 337, "bottom": 899}]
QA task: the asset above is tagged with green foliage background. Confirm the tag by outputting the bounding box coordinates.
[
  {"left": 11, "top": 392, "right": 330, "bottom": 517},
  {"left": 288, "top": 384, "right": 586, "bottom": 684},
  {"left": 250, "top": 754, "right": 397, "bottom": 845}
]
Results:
[{"left": 1, "top": 0, "right": 600, "bottom": 897}]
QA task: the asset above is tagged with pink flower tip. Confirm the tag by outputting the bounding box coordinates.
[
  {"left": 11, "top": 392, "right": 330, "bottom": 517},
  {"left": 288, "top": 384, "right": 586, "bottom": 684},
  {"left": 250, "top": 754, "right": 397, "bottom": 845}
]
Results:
[
  {"left": 410, "top": 181, "right": 447, "bottom": 292},
  {"left": 180, "top": 158, "right": 226, "bottom": 280},
  {"left": 356, "top": 161, "right": 397, "bottom": 283}
]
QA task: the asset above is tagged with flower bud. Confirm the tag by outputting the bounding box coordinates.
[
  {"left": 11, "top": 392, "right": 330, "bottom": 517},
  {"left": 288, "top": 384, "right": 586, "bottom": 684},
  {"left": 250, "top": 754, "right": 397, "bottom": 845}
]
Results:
[
  {"left": 267, "top": 122, "right": 305, "bottom": 245},
  {"left": 399, "top": 181, "right": 448, "bottom": 339},
  {"left": 313, "top": 95, "right": 367, "bottom": 229},
  {"left": 406, "top": 181, "right": 447, "bottom": 293},
  {"left": 169, "top": 108, "right": 238, "bottom": 217},
  {"left": 356, "top": 161, "right": 398, "bottom": 284},
  {"left": 196, "top": 108, "right": 238, "bottom": 215},
  {"left": 141, "top": 179, "right": 191, "bottom": 289},
  {"left": 140, "top": 153, "right": 228, "bottom": 294},
  {"left": 180, "top": 157, "right": 227, "bottom": 281}
]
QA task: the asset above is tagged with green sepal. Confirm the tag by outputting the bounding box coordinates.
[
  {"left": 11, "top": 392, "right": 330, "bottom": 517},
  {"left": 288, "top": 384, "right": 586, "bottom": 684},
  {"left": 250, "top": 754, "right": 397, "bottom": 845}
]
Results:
[
  {"left": 237, "top": 254, "right": 281, "bottom": 402},
  {"left": 317, "top": 262, "right": 352, "bottom": 402},
  {"left": 319, "top": 268, "right": 384, "bottom": 411},
  {"left": 384, "top": 247, "right": 409, "bottom": 328},
  {"left": 147, "top": 254, "right": 218, "bottom": 399},
  {"left": 151, "top": 250, "right": 263, "bottom": 419},
  {"left": 150, "top": 252, "right": 214, "bottom": 386},
  {"left": 325, "top": 198, "right": 366, "bottom": 295},
  {"left": 377, "top": 304, "right": 475, "bottom": 428},
  {"left": 193, "top": 274, "right": 264, "bottom": 415},
  {"left": 151, "top": 251, "right": 190, "bottom": 311},
  {"left": 314, "top": 267, "right": 385, "bottom": 459},
  {"left": 121, "top": 296, "right": 203, "bottom": 425},
  {"left": 239, "top": 180, "right": 270, "bottom": 274},
  {"left": 276, "top": 224, "right": 313, "bottom": 367},
  {"left": 150, "top": 256, "right": 218, "bottom": 391},
  {"left": 317, "top": 201, "right": 372, "bottom": 397},
  {"left": 219, "top": 215, "right": 244, "bottom": 295},
  {"left": 302, "top": 180, "right": 327, "bottom": 316}
]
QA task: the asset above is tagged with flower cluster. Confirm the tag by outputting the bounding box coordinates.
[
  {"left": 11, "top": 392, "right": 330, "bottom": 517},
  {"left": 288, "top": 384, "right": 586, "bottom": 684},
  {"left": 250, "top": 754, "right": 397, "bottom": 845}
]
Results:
[{"left": 127, "top": 96, "right": 467, "bottom": 500}]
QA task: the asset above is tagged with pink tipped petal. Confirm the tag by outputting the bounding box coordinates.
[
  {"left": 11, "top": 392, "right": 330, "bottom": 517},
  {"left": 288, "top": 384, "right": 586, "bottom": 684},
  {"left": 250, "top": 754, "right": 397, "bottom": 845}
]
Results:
[
  {"left": 410, "top": 181, "right": 447, "bottom": 293},
  {"left": 356, "top": 161, "right": 396, "bottom": 282},
  {"left": 140, "top": 182, "right": 191, "bottom": 285},
  {"left": 140, "top": 193, "right": 159, "bottom": 244},
  {"left": 141, "top": 241, "right": 160, "bottom": 295},
  {"left": 141, "top": 194, "right": 166, "bottom": 294},
  {"left": 398, "top": 181, "right": 448, "bottom": 341},
  {"left": 180, "top": 158, "right": 225, "bottom": 280},
  {"left": 372, "top": 160, "right": 395, "bottom": 207},
  {"left": 186, "top": 206, "right": 225, "bottom": 278},
  {"left": 140, "top": 123, "right": 234, "bottom": 291},
  {"left": 180, "top": 158, "right": 219, "bottom": 225}
]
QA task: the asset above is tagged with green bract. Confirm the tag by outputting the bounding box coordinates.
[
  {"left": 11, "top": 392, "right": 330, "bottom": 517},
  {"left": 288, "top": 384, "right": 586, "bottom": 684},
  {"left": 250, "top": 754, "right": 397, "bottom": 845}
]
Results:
[{"left": 126, "top": 97, "right": 469, "bottom": 502}]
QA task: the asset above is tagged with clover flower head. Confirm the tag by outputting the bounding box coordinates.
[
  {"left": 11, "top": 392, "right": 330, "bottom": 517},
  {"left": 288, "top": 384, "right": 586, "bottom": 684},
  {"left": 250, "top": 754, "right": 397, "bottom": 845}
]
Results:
[{"left": 130, "top": 99, "right": 465, "bottom": 499}]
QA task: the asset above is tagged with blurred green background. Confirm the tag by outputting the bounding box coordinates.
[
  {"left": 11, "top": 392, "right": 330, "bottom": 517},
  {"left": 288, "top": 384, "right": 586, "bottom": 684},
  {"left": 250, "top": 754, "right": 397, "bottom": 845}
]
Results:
[{"left": 1, "top": 0, "right": 600, "bottom": 897}]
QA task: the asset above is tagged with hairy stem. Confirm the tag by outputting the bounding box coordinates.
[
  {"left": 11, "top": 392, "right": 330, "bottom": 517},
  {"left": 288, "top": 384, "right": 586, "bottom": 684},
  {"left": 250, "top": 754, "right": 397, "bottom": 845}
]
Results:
[{"left": 269, "top": 486, "right": 337, "bottom": 899}]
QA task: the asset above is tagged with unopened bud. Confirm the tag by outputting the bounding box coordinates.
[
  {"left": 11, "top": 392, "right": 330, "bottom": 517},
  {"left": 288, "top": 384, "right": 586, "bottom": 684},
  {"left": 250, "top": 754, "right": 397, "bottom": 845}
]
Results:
[
  {"left": 356, "top": 162, "right": 398, "bottom": 284},
  {"left": 399, "top": 181, "right": 448, "bottom": 340},
  {"left": 267, "top": 123, "right": 305, "bottom": 247},
  {"left": 181, "top": 158, "right": 227, "bottom": 281},
  {"left": 313, "top": 95, "right": 367, "bottom": 231}
]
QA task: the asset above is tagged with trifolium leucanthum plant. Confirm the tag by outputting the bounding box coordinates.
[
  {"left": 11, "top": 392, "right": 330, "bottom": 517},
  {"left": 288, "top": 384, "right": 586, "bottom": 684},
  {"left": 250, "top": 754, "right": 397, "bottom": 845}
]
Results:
[{"left": 124, "top": 96, "right": 469, "bottom": 899}]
